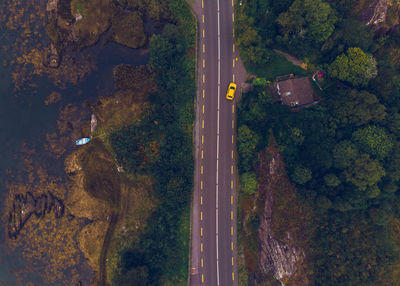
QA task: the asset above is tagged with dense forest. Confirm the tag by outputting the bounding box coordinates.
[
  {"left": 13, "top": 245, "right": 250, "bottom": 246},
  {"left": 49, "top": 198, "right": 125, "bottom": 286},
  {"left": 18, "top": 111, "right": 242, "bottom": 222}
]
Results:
[
  {"left": 236, "top": 0, "right": 400, "bottom": 285},
  {"left": 107, "top": 0, "right": 196, "bottom": 284}
]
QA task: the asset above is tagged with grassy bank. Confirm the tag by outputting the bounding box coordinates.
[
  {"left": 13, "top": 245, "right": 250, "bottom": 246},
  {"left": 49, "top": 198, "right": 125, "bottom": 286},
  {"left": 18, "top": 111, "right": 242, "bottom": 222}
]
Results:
[{"left": 105, "top": 0, "right": 196, "bottom": 284}]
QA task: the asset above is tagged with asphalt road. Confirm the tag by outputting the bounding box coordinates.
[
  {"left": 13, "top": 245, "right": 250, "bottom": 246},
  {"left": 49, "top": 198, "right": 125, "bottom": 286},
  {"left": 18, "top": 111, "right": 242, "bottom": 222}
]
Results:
[{"left": 190, "top": 0, "right": 240, "bottom": 285}]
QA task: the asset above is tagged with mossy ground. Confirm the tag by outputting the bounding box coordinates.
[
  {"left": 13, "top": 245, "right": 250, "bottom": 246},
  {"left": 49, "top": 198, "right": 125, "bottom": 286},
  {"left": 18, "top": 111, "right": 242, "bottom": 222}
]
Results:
[
  {"left": 78, "top": 139, "right": 121, "bottom": 208},
  {"left": 105, "top": 174, "right": 157, "bottom": 284},
  {"left": 71, "top": 0, "right": 113, "bottom": 47}
]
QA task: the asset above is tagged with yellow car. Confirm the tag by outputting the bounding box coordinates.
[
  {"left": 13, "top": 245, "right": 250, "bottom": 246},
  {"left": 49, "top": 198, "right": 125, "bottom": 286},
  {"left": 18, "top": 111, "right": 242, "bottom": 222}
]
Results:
[{"left": 226, "top": 82, "right": 237, "bottom": 100}]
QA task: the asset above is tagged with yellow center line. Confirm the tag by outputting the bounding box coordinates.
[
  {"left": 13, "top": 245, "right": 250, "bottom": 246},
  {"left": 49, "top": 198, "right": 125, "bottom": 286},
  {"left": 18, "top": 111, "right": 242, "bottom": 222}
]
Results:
[
  {"left": 231, "top": 165, "right": 233, "bottom": 175},
  {"left": 232, "top": 272, "right": 235, "bottom": 281},
  {"left": 201, "top": 180, "right": 203, "bottom": 190},
  {"left": 201, "top": 227, "right": 203, "bottom": 236},
  {"left": 201, "top": 0, "right": 204, "bottom": 8},
  {"left": 233, "top": 44, "right": 235, "bottom": 53},
  {"left": 202, "top": 135, "right": 204, "bottom": 144},
  {"left": 231, "top": 242, "right": 234, "bottom": 250},
  {"left": 203, "top": 74, "right": 205, "bottom": 83},
  {"left": 201, "top": 243, "right": 203, "bottom": 252},
  {"left": 201, "top": 165, "right": 203, "bottom": 174},
  {"left": 203, "top": 59, "right": 205, "bottom": 68},
  {"left": 232, "top": 0, "right": 233, "bottom": 6},
  {"left": 203, "top": 89, "right": 205, "bottom": 98},
  {"left": 232, "top": 103, "right": 235, "bottom": 113},
  {"left": 233, "top": 27, "right": 235, "bottom": 38},
  {"left": 203, "top": 29, "right": 205, "bottom": 38},
  {"left": 203, "top": 44, "right": 205, "bottom": 53},
  {"left": 233, "top": 59, "right": 235, "bottom": 68},
  {"left": 231, "top": 195, "right": 233, "bottom": 204},
  {"left": 232, "top": 257, "right": 234, "bottom": 266},
  {"left": 232, "top": 135, "right": 234, "bottom": 144},
  {"left": 232, "top": 119, "right": 234, "bottom": 129},
  {"left": 232, "top": 150, "right": 234, "bottom": 159},
  {"left": 202, "top": 274, "right": 204, "bottom": 283},
  {"left": 202, "top": 14, "right": 204, "bottom": 23},
  {"left": 232, "top": 13, "right": 234, "bottom": 22},
  {"left": 201, "top": 212, "right": 203, "bottom": 221},
  {"left": 201, "top": 196, "right": 203, "bottom": 204},
  {"left": 202, "top": 104, "right": 205, "bottom": 113},
  {"left": 202, "top": 119, "right": 204, "bottom": 129},
  {"left": 201, "top": 150, "right": 204, "bottom": 159},
  {"left": 201, "top": 258, "right": 204, "bottom": 267},
  {"left": 231, "top": 226, "right": 233, "bottom": 235},
  {"left": 231, "top": 211, "right": 233, "bottom": 220},
  {"left": 231, "top": 180, "right": 233, "bottom": 189},
  {"left": 233, "top": 73, "right": 235, "bottom": 82}
]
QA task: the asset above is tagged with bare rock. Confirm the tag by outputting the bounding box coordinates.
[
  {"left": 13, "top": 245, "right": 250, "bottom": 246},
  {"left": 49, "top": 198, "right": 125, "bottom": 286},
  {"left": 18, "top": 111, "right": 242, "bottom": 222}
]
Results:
[
  {"left": 358, "top": 0, "right": 388, "bottom": 27},
  {"left": 257, "top": 151, "right": 305, "bottom": 284}
]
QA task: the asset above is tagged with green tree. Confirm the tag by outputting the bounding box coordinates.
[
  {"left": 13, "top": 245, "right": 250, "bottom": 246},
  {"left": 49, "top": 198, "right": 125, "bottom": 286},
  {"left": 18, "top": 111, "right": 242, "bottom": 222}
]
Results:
[
  {"left": 277, "top": 0, "right": 337, "bottom": 43},
  {"left": 291, "top": 166, "right": 312, "bottom": 184},
  {"left": 235, "top": 13, "right": 270, "bottom": 66},
  {"left": 328, "top": 47, "right": 377, "bottom": 86},
  {"left": 333, "top": 140, "right": 358, "bottom": 169},
  {"left": 241, "top": 172, "right": 258, "bottom": 195},
  {"left": 352, "top": 125, "right": 393, "bottom": 159},
  {"left": 382, "top": 181, "right": 398, "bottom": 193},
  {"left": 328, "top": 89, "right": 386, "bottom": 126},
  {"left": 149, "top": 24, "right": 186, "bottom": 71},
  {"left": 112, "top": 266, "right": 149, "bottom": 286},
  {"left": 316, "top": 196, "right": 332, "bottom": 210},
  {"left": 369, "top": 208, "right": 391, "bottom": 226},
  {"left": 387, "top": 112, "right": 400, "bottom": 136},
  {"left": 324, "top": 173, "right": 341, "bottom": 187},
  {"left": 386, "top": 143, "right": 400, "bottom": 182},
  {"left": 237, "top": 125, "right": 258, "bottom": 172},
  {"left": 338, "top": 19, "right": 375, "bottom": 51},
  {"left": 366, "top": 185, "right": 381, "bottom": 198},
  {"left": 344, "top": 154, "right": 385, "bottom": 191},
  {"left": 290, "top": 127, "right": 304, "bottom": 145}
]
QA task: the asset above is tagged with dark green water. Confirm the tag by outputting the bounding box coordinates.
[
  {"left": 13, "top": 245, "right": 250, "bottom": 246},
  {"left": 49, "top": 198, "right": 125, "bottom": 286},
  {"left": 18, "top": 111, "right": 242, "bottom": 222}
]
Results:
[{"left": 0, "top": 37, "right": 149, "bottom": 284}]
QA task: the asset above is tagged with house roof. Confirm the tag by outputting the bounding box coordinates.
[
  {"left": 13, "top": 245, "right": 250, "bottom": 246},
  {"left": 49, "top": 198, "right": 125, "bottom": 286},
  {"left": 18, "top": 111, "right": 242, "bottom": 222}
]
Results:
[{"left": 276, "top": 77, "right": 314, "bottom": 107}]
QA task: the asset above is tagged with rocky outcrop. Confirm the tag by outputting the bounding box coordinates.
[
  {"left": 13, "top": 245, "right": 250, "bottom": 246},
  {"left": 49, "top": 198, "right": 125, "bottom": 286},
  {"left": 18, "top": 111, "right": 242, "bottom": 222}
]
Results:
[
  {"left": 258, "top": 202, "right": 304, "bottom": 282},
  {"left": 257, "top": 151, "right": 305, "bottom": 284},
  {"left": 358, "top": 0, "right": 388, "bottom": 27},
  {"left": 8, "top": 191, "right": 64, "bottom": 239}
]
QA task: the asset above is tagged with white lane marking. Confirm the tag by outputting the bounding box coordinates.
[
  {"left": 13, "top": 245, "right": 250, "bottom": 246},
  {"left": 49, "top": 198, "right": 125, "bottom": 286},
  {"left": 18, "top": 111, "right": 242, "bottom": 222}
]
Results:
[{"left": 216, "top": 0, "right": 221, "bottom": 284}]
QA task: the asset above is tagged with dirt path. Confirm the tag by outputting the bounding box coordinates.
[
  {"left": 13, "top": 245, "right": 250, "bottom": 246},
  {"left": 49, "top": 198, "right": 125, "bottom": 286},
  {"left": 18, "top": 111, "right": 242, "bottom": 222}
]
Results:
[
  {"left": 273, "top": 49, "right": 303, "bottom": 67},
  {"left": 99, "top": 211, "right": 119, "bottom": 286}
]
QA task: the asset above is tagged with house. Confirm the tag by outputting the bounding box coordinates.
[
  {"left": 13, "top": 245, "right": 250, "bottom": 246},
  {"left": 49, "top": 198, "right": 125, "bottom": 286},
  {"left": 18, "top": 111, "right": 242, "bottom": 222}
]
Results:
[{"left": 274, "top": 77, "right": 315, "bottom": 108}]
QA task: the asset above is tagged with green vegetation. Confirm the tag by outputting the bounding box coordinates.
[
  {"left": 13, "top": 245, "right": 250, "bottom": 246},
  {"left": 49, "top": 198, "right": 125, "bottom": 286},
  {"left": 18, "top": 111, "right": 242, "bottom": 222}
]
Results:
[
  {"left": 71, "top": 0, "right": 113, "bottom": 47},
  {"left": 113, "top": 64, "right": 155, "bottom": 91},
  {"left": 241, "top": 172, "right": 258, "bottom": 195},
  {"left": 109, "top": 11, "right": 147, "bottom": 49},
  {"left": 108, "top": 0, "right": 195, "bottom": 284},
  {"left": 236, "top": 0, "right": 400, "bottom": 284},
  {"left": 277, "top": 0, "right": 337, "bottom": 44},
  {"left": 328, "top": 47, "right": 378, "bottom": 86}
]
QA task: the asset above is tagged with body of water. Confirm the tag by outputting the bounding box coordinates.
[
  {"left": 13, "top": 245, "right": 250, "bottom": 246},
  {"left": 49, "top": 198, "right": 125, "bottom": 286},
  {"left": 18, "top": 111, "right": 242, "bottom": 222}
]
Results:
[{"left": 0, "top": 31, "right": 149, "bottom": 284}]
